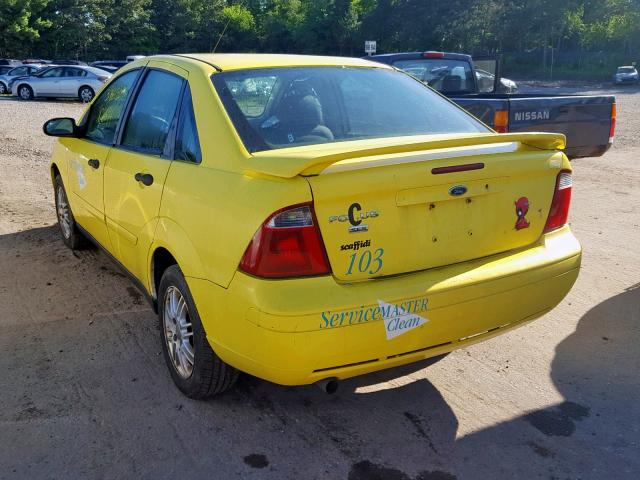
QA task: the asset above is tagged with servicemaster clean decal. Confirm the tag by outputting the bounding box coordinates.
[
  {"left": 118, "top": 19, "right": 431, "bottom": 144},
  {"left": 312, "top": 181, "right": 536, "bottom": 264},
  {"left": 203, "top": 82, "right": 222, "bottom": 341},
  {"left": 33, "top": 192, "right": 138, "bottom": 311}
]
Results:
[
  {"left": 319, "top": 296, "right": 429, "bottom": 338},
  {"left": 378, "top": 299, "right": 428, "bottom": 340}
]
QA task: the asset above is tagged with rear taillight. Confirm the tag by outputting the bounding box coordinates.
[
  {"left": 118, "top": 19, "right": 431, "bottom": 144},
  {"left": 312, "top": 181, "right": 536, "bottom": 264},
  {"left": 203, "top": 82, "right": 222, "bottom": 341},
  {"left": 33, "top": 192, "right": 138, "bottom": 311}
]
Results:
[
  {"left": 98, "top": 75, "right": 109, "bottom": 83},
  {"left": 544, "top": 170, "right": 572, "bottom": 233},
  {"left": 239, "top": 203, "right": 330, "bottom": 278},
  {"left": 493, "top": 110, "right": 509, "bottom": 133},
  {"left": 609, "top": 103, "right": 616, "bottom": 143}
]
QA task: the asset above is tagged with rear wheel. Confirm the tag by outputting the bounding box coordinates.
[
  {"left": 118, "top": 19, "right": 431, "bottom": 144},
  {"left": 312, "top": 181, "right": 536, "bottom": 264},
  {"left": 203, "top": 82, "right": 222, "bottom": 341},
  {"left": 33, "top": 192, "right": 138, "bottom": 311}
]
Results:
[
  {"left": 158, "top": 265, "right": 239, "bottom": 398},
  {"left": 54, "top": 175, "right": 85, "bottom": 249},
  {"left": 18, "top": 85, "right": 33, "bottom": 100},
  {"left": 79, "top": 86, "right": 94, "bottom": 103},
  {"left": 0, "top": 82, "right": 7, "bottom": 94}
]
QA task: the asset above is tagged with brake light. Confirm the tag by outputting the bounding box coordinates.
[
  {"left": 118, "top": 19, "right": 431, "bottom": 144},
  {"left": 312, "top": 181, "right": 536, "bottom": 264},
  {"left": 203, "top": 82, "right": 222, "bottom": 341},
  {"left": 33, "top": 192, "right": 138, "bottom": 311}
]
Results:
[
  {"left": 239, "top": 203, "right": 330, "bottom": 278},
  {"left": 97, "top": 75, "right": 109, "bottom": 83},
  {"left": 609, "top": 103, "right": 616, "bottom": 143},
  {"left": 423, "top": 51, "right": 445, "bottom": 59},
  {"left": 493, "top": 110, "right": 509, "bottom": 133},
  {"left": 544, "top": 171, "right": 572, "bottom": 233}
]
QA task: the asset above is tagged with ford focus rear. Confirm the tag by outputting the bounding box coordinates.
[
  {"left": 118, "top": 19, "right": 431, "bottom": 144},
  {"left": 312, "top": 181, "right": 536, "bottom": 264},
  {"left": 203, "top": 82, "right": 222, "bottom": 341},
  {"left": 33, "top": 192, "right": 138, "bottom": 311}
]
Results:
[{"left": 45, "top": 54, "right": 581, "bottom": 398}]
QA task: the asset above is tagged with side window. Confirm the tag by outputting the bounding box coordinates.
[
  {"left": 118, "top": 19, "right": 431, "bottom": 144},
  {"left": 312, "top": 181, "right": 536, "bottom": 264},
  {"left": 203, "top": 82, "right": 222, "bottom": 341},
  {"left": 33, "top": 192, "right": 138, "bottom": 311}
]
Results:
[
  {"left": 41, "top": 68, "right": 64, "bottom": 78},
  {"left": 121, "top": 70, "right": 183, "bottom": 153},
  {"left": 65, "top": 68, "right": 86, "bottom": 77},
  {"left": 174, "top": 86, "right": 201, "bottom": 163},
  {"left": 12, "top": 67, "right": 27, "bottom": 76},
  {"left": 85, "top": 70, "right": 138, "bottom": 144}
]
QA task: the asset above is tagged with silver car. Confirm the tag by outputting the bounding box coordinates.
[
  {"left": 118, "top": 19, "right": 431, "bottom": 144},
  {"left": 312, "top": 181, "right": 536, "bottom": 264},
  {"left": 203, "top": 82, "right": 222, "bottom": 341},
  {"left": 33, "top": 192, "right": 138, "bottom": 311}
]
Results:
[
  {"left": 0, "top": 65, "right": 43, "bottom": 94},
  {"left": 613, "top": 66, "right": 639, "bottom": 85},
  {"left": 12, "top": 65, "right": 111, "bottom": 102}
]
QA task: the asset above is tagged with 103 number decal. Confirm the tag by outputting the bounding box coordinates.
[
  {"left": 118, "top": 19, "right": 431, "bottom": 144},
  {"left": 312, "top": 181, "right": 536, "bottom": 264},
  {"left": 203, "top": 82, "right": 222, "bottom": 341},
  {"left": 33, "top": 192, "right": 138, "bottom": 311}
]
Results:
[{"left": 346, "top": 248, "right": 384, "bottom": 275}]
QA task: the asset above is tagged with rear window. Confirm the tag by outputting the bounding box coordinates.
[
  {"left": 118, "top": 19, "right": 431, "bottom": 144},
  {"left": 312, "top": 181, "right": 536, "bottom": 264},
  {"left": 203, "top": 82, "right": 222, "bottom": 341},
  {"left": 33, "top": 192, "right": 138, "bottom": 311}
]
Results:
[
  {"left": 212, "top": 66, "right": 488, "bottom": 153},
  {"left": 393, "top": 58, "right": 476, "bottom": 94}
]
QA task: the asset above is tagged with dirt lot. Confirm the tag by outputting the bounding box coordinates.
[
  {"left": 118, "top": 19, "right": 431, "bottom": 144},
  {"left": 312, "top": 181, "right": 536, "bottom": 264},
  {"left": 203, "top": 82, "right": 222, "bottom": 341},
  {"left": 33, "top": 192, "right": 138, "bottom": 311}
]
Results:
[{"left": 0, "top": 86, "right": 638, "bottom": 480}]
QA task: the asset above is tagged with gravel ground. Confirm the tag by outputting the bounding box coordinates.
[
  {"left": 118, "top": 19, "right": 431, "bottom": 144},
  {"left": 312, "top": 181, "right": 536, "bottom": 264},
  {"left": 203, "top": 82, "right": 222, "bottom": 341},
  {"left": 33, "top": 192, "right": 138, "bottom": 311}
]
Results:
[{"left": 0, "top": 87, "right": 638, "bottom": 480}]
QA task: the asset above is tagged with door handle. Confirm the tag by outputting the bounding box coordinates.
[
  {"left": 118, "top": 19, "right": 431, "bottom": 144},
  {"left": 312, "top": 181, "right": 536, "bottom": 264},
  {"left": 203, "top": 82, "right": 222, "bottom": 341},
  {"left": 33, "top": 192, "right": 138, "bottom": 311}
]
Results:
[
  {"left": 87, "top": 159, "right": 100, "bottom": 169},
  {"left": 134, "top": 172, "right": 154, "bottom": 186}
]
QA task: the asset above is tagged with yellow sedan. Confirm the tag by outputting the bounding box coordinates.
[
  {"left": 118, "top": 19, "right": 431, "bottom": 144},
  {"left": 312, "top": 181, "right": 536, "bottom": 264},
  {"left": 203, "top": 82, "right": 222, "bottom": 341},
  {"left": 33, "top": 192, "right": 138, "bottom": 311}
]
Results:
[{"left": 44, "top": 54, "right": 580, "bottom": 398}]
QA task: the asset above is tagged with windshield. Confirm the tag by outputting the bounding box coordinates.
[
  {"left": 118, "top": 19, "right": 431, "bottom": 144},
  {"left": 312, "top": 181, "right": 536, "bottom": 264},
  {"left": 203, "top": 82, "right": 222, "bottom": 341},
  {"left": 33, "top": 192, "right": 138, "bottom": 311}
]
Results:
[
  {"left": 618, "top": 67, "right": 635, "bottom": 74},
  {"left": 212, "top": 67, "right": 488, "bottom": 153},
  {"left": 392, "top": 58, "right": 476, "bottom": 94}
]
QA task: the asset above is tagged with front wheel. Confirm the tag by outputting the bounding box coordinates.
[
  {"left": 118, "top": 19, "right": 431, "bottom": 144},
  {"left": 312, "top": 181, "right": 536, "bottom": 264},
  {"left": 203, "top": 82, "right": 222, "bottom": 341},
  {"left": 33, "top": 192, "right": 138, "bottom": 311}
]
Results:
[
  {"left": 158, "top": 265, "right": 239, "bottom": 398},
  {"left": 54, "top": 175, "right": 85, "bottom": 249},
  {"left": 79, "top": 86, "right": 94, "bottom": 103},
  {"left": 18, "top": 85, "right": 33, "bottom": 100}
]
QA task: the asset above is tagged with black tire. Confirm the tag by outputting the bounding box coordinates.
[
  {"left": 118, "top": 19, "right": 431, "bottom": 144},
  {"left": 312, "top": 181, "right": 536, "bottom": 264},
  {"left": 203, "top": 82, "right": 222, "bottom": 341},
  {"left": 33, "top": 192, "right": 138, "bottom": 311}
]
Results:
[
  {"left": 158, "top": 265, "right": 239, "bottom": 398},
  {"left": 79, "top": 86, "right": 94, "bottom": 103},
  {"left": 53, "top": 174, "right": 86, "bottom": 250},
  {"left": 0, "top": 82, "right": 7, "bottom": 95},
  {"left": 18, "top": 84, "right": 33, "bottom": 100}
]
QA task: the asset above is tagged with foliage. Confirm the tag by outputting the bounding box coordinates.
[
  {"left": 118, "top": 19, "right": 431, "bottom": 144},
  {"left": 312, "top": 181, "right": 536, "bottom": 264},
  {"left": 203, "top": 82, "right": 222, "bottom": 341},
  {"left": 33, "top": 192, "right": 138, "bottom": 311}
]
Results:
[{"left": 1, "top": 0, "right": 639, "bottom": 77}]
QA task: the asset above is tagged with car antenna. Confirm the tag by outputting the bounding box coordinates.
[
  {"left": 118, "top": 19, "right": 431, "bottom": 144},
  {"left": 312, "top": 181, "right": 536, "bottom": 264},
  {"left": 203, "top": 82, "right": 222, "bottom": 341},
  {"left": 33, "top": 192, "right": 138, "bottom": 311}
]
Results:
[{"left": 212, "top": 19, "right": 231, "bottom": 53}]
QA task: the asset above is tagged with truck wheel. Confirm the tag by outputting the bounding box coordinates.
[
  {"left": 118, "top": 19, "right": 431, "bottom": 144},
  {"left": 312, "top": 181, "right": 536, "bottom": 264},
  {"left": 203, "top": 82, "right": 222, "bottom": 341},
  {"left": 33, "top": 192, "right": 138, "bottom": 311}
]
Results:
[
  {"left": 54, "top": 175, "right": 86, "bottom": 250},
  {"left": 18, "top": 85, "right": 33, "bottom": 100},
  {"left": 158, "top": 265, "right": 239, "bottom": 399},
  {"left": 79, "top": 86, "right": 94, "bottom": 103}
]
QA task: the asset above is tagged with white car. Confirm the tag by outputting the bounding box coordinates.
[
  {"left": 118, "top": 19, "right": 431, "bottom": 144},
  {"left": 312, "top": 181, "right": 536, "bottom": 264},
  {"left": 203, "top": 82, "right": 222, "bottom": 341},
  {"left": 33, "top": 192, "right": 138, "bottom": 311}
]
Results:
[
  {"left": 613, "top": 66, "right": 639, "bottom": 85},
  {"left": 12, "top": 65, "right": 111, "bottom": 102}
]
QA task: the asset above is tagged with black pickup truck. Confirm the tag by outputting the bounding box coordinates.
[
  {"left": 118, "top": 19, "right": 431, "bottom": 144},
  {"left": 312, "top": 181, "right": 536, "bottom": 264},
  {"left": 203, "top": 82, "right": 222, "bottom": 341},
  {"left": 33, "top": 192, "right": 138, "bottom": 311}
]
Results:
[{"left": 369, "top": 51, "right": 615, "bottom": 158}]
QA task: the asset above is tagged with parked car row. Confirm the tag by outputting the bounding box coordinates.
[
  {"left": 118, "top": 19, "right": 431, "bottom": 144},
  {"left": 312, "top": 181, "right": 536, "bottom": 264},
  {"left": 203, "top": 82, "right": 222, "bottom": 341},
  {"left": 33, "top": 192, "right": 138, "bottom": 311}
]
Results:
[{"left": 0, "top": 56, "right": 147, "bottom": 102}]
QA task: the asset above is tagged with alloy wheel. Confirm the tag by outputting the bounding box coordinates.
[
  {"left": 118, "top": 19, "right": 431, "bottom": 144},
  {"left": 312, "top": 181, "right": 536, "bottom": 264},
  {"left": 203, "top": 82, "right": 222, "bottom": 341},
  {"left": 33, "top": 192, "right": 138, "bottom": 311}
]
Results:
[
  {"left": 56, "top": 185, "right": 72, "bottom": 239},
  {"left": 163, "top": 286, "right": 195, "bottom": 379},
  {"left": 19, "top": 86, "right": 31, "bottom": 100},
  {"left": 80, "top": 88, "right": 93, "bottom": 103}
]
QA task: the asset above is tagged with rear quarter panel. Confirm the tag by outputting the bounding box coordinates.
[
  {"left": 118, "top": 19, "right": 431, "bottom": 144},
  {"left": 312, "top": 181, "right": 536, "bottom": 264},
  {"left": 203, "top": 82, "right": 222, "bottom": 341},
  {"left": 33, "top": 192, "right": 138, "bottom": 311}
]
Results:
[{"left": 157, "top": 163, "right": 312, "bottom": 288}]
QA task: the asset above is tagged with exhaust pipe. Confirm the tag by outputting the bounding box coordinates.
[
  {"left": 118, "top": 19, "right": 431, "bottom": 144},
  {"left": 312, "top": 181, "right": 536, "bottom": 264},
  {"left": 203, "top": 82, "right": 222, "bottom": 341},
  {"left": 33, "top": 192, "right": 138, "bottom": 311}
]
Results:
[{"left": 316, "top": 377, "right": 339, "bottom": 394}]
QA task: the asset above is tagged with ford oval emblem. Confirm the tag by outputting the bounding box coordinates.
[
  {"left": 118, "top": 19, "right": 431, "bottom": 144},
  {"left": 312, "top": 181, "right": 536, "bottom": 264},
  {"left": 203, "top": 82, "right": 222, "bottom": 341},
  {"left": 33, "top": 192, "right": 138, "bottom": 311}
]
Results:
[{"left": 449, "top": 185, "right": 468, "bottom": 196}]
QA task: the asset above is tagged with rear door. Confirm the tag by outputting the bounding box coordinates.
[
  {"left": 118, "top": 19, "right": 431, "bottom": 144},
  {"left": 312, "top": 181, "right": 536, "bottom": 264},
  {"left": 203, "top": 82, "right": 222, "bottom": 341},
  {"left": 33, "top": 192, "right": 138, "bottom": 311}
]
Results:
[
  {"left": 103, "top": 61, "right": 186, "bottom": 282},
  {"left": 61, "top": 67, "right": 85, "bottom": 96}
]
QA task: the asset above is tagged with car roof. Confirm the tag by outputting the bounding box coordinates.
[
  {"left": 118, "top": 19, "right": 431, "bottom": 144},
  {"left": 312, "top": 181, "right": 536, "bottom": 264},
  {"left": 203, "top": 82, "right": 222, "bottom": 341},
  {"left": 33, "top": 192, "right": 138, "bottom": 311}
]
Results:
[{"left": 164, "top": 53, "right": 391, "bottom": 72}]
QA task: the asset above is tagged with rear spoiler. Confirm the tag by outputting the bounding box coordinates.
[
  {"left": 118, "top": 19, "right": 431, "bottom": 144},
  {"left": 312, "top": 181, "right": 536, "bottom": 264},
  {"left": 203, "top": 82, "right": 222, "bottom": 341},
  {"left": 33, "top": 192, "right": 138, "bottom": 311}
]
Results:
[{"left": 247, "top": 132, "right": 566, "bottom": 178}]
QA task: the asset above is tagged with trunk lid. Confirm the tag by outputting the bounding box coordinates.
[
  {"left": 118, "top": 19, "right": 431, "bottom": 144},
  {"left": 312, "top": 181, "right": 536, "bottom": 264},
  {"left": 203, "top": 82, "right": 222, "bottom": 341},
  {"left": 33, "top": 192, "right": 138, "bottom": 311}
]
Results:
[{"left": 249, "top": 132, "right": 566, "bottom": 282}]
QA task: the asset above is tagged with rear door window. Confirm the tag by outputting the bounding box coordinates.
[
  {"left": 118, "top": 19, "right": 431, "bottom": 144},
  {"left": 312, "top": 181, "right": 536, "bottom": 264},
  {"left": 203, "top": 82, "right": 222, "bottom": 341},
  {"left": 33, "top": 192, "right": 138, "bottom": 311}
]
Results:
[
  {"left": 64, "top": 67, "right": 86, "bottom": 77},
  {"left": 121, "top": 69, "right": 183, "bottom": 154},
  {"left": 174, "top": 86, "right": 201, "bottom": 163}
]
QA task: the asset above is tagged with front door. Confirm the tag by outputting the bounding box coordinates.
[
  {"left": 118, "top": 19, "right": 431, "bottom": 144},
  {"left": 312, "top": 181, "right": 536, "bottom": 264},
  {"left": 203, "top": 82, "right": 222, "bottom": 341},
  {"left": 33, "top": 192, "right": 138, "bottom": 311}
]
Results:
[
  {"left": 66, "top": 69, "right": 141, "bottom": 248},
  {"left": 103, "top": 62, "right": 186, "bottom": 283},
  {"left": 34, "top": 67, "right": 64, "bottom": 95}
]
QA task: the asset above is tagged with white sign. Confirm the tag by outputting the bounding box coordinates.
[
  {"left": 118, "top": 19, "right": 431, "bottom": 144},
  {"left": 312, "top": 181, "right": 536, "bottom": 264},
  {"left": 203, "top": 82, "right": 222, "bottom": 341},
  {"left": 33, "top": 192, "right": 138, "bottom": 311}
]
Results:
[
  {"left": 365, "top": 40, "right": 377, "bottom": 55},
  {"left": 378, "top": 299, "right": 428, "bottom": 340}
]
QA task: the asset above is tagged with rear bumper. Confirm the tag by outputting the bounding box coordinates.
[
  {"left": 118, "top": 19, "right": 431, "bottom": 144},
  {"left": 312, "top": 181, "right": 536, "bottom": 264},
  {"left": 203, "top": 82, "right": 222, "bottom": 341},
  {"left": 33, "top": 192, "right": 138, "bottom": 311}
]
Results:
[
  {"left": 188, "top": 226, "right": 581, "bottom": 385},
  {"left": 565, "top": 143, "right": 612, "bottom": 159}
]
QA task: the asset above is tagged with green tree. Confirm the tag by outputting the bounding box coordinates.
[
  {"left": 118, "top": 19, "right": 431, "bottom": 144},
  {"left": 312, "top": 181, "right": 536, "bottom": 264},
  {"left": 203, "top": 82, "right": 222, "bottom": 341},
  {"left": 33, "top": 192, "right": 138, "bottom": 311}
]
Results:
[{"left": 0, "top": 0, "right": 51, "bottom": 57}]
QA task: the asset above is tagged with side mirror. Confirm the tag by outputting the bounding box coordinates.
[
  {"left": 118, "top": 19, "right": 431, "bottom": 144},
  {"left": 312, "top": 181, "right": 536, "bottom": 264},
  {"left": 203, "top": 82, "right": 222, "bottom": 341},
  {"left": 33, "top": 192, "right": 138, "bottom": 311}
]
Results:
[{"left": 43, "top": 117, "right": 78, "bottom": 137}]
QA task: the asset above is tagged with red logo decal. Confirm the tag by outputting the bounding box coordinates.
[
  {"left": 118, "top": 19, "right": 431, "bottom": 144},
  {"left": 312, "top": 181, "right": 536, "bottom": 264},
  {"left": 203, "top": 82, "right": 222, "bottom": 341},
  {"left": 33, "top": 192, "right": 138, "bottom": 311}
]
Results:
[{"left": 515, "top": 197, "right": 530, "bottom": 230}]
